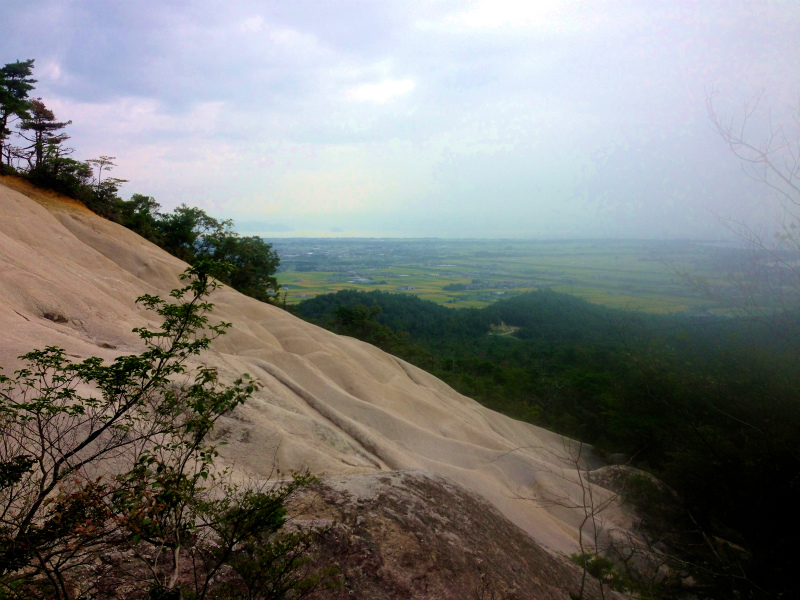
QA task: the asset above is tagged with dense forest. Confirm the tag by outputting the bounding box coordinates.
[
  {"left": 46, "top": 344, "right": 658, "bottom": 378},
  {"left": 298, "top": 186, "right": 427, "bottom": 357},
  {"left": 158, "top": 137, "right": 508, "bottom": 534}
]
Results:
[{"left": 296, "top": 288, "right": 800, "bottom": 598}]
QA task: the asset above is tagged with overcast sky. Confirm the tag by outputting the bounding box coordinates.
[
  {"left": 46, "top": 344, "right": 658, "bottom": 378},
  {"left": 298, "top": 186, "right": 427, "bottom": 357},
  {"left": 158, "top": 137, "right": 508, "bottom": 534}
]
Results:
[{"left": 2, "top": 1, "right": 798, "bottom": 238}]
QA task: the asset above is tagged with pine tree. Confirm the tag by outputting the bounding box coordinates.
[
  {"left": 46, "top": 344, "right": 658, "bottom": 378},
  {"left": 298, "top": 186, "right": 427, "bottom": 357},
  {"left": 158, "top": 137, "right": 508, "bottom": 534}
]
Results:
[
  {"left": 19, "top": 98, "right": 72, "bottom": 169},
  {"left": 0, "top": 59, "right": 36, "bottom": 167}
]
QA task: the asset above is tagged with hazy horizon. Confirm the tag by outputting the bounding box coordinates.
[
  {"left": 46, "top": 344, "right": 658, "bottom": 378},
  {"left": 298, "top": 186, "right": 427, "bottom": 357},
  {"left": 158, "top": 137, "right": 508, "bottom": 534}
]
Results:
[
  {"left": 3, "top": 1, "right": 798, "bottom": 239},
  {"left": 258, "top": 234, "right": 733, "bottom": 242}
]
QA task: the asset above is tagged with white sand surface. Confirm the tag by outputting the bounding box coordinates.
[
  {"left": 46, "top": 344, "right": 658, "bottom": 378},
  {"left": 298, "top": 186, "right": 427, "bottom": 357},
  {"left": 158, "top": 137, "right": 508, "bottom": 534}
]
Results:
[{"left": 0, "top": 178, "right": 633, "bottom": 555}]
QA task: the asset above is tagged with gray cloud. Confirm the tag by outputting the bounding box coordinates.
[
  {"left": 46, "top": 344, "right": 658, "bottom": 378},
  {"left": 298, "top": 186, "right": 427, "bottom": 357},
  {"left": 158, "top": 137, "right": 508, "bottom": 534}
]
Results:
[
  {"left": 236, "top": 221, "right": 294, "bottom": 233},
  {"left": 2, "top": 0, "right": 798, "bottom": 238}
]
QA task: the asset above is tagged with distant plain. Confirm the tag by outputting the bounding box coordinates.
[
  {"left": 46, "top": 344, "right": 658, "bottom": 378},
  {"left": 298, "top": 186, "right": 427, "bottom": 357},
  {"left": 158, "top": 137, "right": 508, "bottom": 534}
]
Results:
[{"left": 273, "top": 239, "right": 746, "bottom": 314}]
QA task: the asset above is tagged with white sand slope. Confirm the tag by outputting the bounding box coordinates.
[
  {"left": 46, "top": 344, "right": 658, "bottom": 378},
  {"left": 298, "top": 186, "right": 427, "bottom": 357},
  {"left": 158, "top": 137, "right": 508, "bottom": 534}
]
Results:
[{"left": 0, "top": 178, "right": 632, "bottom": 555}]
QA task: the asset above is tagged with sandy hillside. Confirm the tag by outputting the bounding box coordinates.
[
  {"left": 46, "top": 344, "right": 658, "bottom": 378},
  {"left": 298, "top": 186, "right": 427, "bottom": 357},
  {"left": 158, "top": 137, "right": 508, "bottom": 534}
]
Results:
[{"left": 0, "top": 178, "right": 634, "bottom": 557}]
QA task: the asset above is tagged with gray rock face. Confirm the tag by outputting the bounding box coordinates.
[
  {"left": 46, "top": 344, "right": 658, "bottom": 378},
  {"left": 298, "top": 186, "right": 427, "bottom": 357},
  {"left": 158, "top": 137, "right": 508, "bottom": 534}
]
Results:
[{"left": 298, "top": 471, "right": 623, "bottom": 600}]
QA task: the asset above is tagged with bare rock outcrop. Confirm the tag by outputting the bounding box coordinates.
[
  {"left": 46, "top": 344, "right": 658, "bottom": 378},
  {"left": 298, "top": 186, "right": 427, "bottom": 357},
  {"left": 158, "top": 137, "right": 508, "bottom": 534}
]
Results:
[
  {"left": 0, "top": 177, "right": 643, "bottom": 597},
  {"left": 302, "top": 471, "right": 622, "bottom": 600}
]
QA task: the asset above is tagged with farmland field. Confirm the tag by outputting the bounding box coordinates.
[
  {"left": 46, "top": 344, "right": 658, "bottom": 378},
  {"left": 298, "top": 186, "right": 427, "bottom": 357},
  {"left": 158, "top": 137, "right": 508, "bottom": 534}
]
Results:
[{"left": 272, "top": 238, "right": 749, "bottom": 313}]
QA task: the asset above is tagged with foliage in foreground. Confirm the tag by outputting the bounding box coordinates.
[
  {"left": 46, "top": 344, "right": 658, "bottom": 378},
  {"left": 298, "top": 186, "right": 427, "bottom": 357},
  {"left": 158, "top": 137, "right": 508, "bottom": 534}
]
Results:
[{"left": 0, "top": 262, "right": 333, "bottom": 599}]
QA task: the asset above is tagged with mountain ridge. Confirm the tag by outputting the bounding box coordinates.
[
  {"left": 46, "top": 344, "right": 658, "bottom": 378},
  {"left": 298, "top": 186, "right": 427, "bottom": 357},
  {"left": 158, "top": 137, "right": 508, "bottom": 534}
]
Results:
[{"left": 0, "top": 178, "right": 637, "bottom": 596}]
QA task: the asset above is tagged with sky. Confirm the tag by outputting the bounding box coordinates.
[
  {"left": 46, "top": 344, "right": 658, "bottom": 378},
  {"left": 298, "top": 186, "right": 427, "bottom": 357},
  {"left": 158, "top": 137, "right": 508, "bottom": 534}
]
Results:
[{"left": 2, "top": 0, "right": 799, "bottom": 239}]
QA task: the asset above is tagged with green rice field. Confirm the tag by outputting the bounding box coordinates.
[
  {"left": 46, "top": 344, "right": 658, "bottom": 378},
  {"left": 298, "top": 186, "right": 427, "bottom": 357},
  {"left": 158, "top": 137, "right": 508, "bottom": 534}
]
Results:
[{"left": 273, "top": 238, "right": 747, "bottom": 313}]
